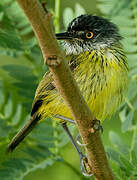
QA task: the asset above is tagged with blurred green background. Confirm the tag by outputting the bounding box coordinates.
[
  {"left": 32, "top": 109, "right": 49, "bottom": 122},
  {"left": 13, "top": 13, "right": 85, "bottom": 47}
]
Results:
[{"left": 0, "top": 0, "right": 137, "bottom": 180}]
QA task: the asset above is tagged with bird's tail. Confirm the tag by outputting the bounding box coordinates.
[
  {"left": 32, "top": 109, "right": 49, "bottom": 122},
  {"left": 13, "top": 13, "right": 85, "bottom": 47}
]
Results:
[{"left": 6, "top": 115, "right": 40, "bottom": 153}]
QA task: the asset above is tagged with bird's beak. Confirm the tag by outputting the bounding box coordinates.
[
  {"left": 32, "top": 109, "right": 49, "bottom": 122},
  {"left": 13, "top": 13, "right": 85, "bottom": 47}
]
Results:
[{"left": 56, "top": 32, "right": 72, "bottom": 40}]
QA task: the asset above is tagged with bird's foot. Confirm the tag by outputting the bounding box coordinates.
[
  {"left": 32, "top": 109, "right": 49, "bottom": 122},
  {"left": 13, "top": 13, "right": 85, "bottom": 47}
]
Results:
[
  {"left": 80, "top": 153, "right": 93, "bottom": 176},
  {"left": 89, "top": 119, "right": 103, "bottom": 133},
  {"left": 76, "top": 133, "right": 87, "bottom": 146},
  {"left": 61, "top": 123, "right": 93, "bottom": 176}
]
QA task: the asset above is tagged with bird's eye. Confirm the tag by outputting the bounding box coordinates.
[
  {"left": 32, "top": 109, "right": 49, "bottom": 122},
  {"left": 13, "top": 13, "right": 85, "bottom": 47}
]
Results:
[{"left": 86, "top": 32, "right": 94, "bottom": 39}]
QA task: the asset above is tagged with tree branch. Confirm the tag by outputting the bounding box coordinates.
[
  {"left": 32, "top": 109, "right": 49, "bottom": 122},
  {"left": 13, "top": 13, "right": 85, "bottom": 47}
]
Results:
[{"left": 16, "top": 0, "right": 114, "bottom": 179}]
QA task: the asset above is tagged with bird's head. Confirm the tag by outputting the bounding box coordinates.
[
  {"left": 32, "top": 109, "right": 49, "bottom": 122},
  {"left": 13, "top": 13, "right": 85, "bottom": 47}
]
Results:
[{"left": 56, "top": 14, "right": 121, "bottom": 55}]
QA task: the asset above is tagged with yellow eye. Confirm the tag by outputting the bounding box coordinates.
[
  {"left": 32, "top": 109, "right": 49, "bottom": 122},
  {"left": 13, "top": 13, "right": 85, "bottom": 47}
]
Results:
[{"left": 86, "top": 32, "right": 94, "bottom": 39}]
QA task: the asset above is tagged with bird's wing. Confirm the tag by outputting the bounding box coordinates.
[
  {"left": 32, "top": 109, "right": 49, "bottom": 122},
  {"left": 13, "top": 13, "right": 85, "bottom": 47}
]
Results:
[
  {"left": 31, "top": 71, "right": 55, "bottom": 116},
  {"left": 31, "top": 54, "right": 80, "bottom": 116},
  {"left": 31, "top": 54, "right": 81, "bottom": 116}
]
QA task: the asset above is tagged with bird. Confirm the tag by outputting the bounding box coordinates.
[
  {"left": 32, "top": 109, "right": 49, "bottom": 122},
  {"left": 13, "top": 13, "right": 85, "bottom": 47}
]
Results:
[{"left": 7, "top": 14, "right": 128, "bottom": 175}]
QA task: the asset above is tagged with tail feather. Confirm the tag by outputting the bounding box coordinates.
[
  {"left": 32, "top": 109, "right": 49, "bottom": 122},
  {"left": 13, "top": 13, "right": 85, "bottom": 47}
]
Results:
[{"left": 6, "top": 115, "right": 40, "bottom": 153}]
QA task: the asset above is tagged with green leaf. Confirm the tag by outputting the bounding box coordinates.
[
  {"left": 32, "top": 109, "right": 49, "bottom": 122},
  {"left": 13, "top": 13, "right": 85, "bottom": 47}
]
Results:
[
  {"left": 121, "top": 110, "right": 134, "bottom": 132},
  {"left": 0, "top": 156, "right": 54, "bottom": 180},
  {"left": 2, "top": 64, "right": 38, "bottom": 102},
  {"left": 130, "top": 150, "right": 137, "bottom": 166},
  {"left": 0, "top": 82, "right": 5, "bottom": 109},
  {"left": 0, "top": 29, "right": 22, "bottom": 51},
  {"left": 75, "top": 3, "right": 86, "bottom": 17},
  {"left": 119, "top": 107, "right": 127, "bottom": 123},
  {"left": 3, "top": 65, "right": 34, "bottom": 81},
  {"left": 0, "top": 1, "right": 38, "bottom": 57},
  {"left": 107, "top": 148, "right": 121, "bottom": 164},
  {"left": 3, "top": 96, "right": 13, "bottom": 119},
  {"left": 120, "top": 156, "right": 134, "bottom": 174},
  {"left": 0, "top": 12, "right": 4, "bottom": 21},
  {"left": 63, "top": 8, "right": 74, "bottom": 29},
  {"left": 23, "top": 147, "right": 52, "bottom": 160},
  {"left": 127, "top": 54, "right": 137, "bottom": 68},
  {"left": 109, "top": 131, "right": 129, "bottom": 155},
  {"left": 0, "top": 118, "right": 12, "bottom": 138},
  {"left": 10, "top": 104, "right": 22, "bottom": 126},
  {"left": 126, "top": 80, "right": 137, "bottom": 101}
]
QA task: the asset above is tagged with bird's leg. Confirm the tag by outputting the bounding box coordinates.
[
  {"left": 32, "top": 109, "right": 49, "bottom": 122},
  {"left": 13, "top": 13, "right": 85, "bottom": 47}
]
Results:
[
  {"left": 55, "top": 114, "right": 87, "bottom": 146},
  {"left": 55, "top": 114, "right": 103, "bottom": 145},
  {"left": 61, "top": 122, "right": 93, "bottom": 176},
  {"left": 90, "top": 119, "right": 103, "bottom": 133},
  {"left": 76, "top": 133, "right": 87, "bottom": 146},
  {"left": 54, "top": 114, "right": 75, "bottom": 124}
]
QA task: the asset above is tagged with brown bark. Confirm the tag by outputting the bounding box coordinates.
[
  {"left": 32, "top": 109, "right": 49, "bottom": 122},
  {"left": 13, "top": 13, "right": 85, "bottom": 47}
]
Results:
[{"left": 16, "top": 0, "right": 115, "bottom": 179}]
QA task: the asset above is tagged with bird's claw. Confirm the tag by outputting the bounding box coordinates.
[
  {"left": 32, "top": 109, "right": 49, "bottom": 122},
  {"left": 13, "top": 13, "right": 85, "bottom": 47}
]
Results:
[
  {"left": 80, "top": 153, "right": 93, "bottom": 177},
  {"left": 76, "top": 133, "right": 86, "bottom": 146},
  {"left": 90, "top": 119, "right": 103, "bottom": 133}
]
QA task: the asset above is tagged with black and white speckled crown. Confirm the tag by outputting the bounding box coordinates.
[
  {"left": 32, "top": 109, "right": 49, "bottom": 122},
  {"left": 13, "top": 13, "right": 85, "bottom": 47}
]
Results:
[{"left": 67, "top": 14, "right": 121, "bottom": 41}]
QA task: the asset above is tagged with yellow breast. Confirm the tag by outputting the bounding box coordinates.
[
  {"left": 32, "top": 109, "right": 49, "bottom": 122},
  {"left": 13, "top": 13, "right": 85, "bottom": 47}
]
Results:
[{"left": 38, "top": 46, "right": 128, "bottom": 121}]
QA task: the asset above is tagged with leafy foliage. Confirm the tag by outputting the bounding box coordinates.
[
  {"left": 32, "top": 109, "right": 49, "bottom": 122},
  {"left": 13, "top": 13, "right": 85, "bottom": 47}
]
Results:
[
  {"left": 107, "top": 131, "right": 137, "bottom": 179},
  {"left": 0, "top": 0, "right": 37, "bottom": 57},
  {"left": 0, "top": 0, "right": 137, "bottom": 179}
]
